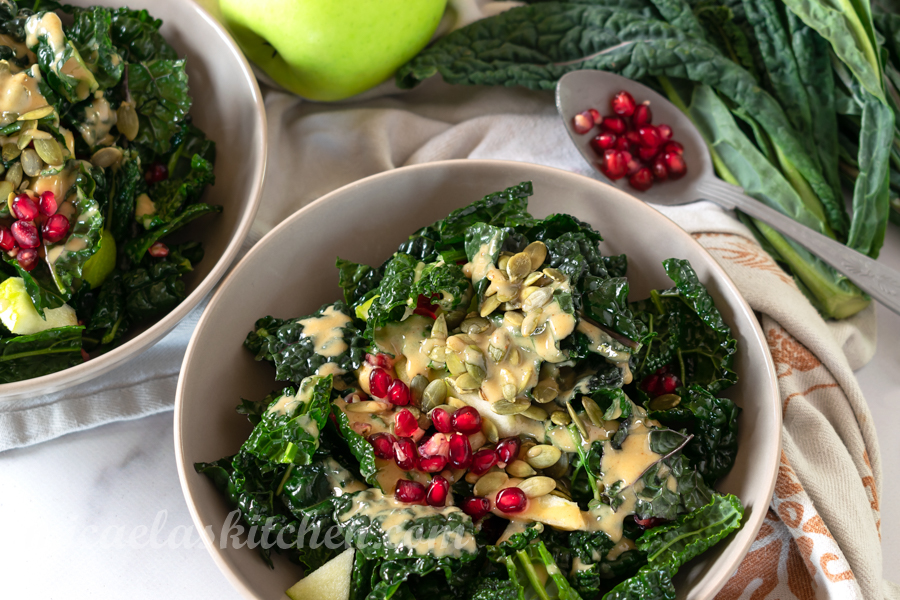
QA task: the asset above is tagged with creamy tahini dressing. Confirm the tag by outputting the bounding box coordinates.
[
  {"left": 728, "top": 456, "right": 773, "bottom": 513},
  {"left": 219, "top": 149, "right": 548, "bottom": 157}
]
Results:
[
  {"left": 470, "top": 234, "right": 503, "bottom": 284},
  {"left": 576, "top": 319, "right": 631, "bottom": 363},
  {"left": 77, "top": 93, "right": 116, "bottom": 146},
  {"left": 299, "top": 305, "right": 351, "bottom": 357},
  {"left": 0, "top": 60, "right": 47, "bottom": 114},
  {"left": 374, "top": 315, "right": 432, "bottom": 381},
  {"left": 337, "top": 488, "right": 477, "bottom": 559},
  {"left": 322, "top": 457, "right": 366, "bottom": 496},
  {"left": 33, "top": 162, "right": 77, "bottom": 202},
  {"left": 25, "top": 12, "right": 95, "bottom": 101}
]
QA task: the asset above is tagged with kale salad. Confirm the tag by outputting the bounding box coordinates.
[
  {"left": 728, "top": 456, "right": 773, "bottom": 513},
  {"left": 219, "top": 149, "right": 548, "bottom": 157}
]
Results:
[
  {"left": 0, "top": 1, "right": 218, "bottom": 382},
  {"left": 196, "top": 182, "right": 743, "bottom": 600}
]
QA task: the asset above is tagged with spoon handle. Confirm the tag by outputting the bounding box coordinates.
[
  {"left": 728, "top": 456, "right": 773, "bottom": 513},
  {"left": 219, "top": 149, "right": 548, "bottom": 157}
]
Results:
[{"left": 696, "top": 177, "right": 900, "bottom": 316}]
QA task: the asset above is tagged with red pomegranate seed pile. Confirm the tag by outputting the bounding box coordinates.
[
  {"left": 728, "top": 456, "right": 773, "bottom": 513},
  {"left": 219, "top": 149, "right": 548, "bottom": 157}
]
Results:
[
  {"left": 572, "top": 90, "right": 688, "bottom": 191},
  {"left": 2, "top": 191, "right": 71, "bottom": 271},
  {"left": 641, "top": 366, "right": 681, "bottom": 397}
]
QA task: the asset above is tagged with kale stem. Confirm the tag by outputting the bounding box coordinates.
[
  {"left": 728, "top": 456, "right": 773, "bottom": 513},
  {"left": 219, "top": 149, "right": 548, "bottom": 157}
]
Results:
[
  {"left": 275, "top": 463, "right": 294, "bottom": 496},
  {"left": 516, "top": 549, "right": 551, "bottom": 600},
  {"left": 676, "top": 348, "right": 686, "bottom": 385}
]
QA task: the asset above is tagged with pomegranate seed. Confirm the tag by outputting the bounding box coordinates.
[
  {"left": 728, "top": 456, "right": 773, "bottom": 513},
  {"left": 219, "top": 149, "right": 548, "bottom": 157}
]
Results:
[
  {"left": 635, "top": 516, "right": 668, "bottom": 529},
  {"left": 0, "top": 227, "right": 16, "bottom": 251},
  {"left": 625, "top": 130, "right": 642, "bottom": 145},
  {"left": 642, "top": 373, "right": 661, "bottom": 395},
  {"left": 496, "top": 487, "right": 528, "bottom": 513},
  {"left": 652, "top": 156, "right": 668, "bottom": 181},
  {"left": 660, "top": 372, "right": 680, "bottom": 394},
  {"left": 496, "top": 438, "right": 520, "bottom": 464},
  {"left": 626, "top": 158, "right": 642, "bottom": 176},
  {"left": 38, "top": 191, "right": 57, "bottom": 216},
  {"left": 10, "top": 220, "right": 39, "bottom": 249},
  {"left": 16, "top": 247, "right": 37, "bottom": 271},
  {"left": 145, "top": 163, "right": 168, "bottom": 184},
  {"left": 452, "top": 406, "right": 482, "bottom": 434},
  {"left": 10, "top": 194, "right": 38, "bottom": 221},
  {"left": 588, "top": 108, "right": 601, "bottom": 122},
  {"left": 633, "top": 104, "right": 652, "bottom": 127},
  {"left": 394, "top": 409, "right": 419, "bottom": 438},
  {"left": 657, "top": 124, "right": 673, "bottom": 142},
  {"left": 637, "top": 146, "right": 658, "bottom": 162},
  {"left": 42, "top": 214, "right": 70, "bottom": 244},
  {"left": 611, "top": 90, "right": 636, "bottom": 116},
  {"left": 637, "top": 125, "right": 661, "bottom": 148},
  {"left": 590, "top": 132, "right": 617, "bottom": 154},
  {"left": 664, "top": 152, "right": 687, "bottom": 179},
  {"left": 388, "top": 380, "right": 411, "bottom": 406},
  {"left": 461, "top": 496, "right": 492, "bottom": 520},
  {"left": 448, "top": 432, "right": 472, "bottom": 469},
  {"left": 614, "top": 136, "right": 631, "bottom": 152},
  {"left": 431, "top": 407, "right": 453, "bottom": 433},
  {"left": 426, "top": 475, "right": 450, "bottom": 507},
  {"left": 600, "top": 149, "right": 627, "bottom": 180},
  {"left": 419, "top": 455, "right": 448, "bottom": 473},
  {"left": 419, "top": 432, "right": 449, "bottom": 457},
  {"left": 148, "top": 241, "right": 169, "bottom": 258},
  {"left": 80, "top": 348, "right": 90, "bottom": 361},
  {"left": 368, "top": 433, "right": 396, "bottom": 459},
  {"left": 629, "top": 167, "right": 654, "bottom": 191},
  {"left": 393, "top": 437, "right": 418, "bottom": 471},
  {"left": 601, "top": 116, "right": 626, "bottom": 135},
  {"left": 572, "top": 111, "right": 594, "bottom": 134},
  {"left": 470, "top": 448, "right": 499, "bottom": 475},
  {"left": 413, "top": 293, "right": 439, "bottom": 319},
  {"left": 663, "top": 141, "right": 684, "bottom": 155},
  {"left": 369, "top": 368, "right": 392, "bottom": 398},
  {"left": 365, "top": 353, "right": 393, "bottom": 370},
  {"left": 395, "top": 479, "right": 426, "bottom": 504}
]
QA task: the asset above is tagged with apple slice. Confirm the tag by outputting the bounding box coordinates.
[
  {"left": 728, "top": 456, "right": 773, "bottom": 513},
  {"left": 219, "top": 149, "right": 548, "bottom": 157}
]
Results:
[{"left": 285, "top": 548, "right": 355, "bottom": 600}]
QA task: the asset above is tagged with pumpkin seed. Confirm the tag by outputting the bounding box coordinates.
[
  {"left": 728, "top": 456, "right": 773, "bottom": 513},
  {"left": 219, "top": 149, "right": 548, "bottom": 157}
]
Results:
[
  {"left": 508, "top": 347, "right": 521, "bottom": 366},
  {"left": 523, "top": 271, "right": 543, "bottom": 287},
  {"left": 543, "top": 453, "right": 569, "bottom": 479},
  {"left": 91, "top": 146, "right": 123, "bottom": 169},
  {"left": 567, "top": 402, "right": 588, "bottom": 438},
  {"left": 455, "top": 373, "right": 480, "bottom": 391},
  {"left": 524, "top": 241, "right": 548, "bottom": 270},
  {"left": 344, "top": 400, "right": 391, "bottom": 413},
  {"left": 522, "top": 287, "right": 553, "bottom": 313},
  {"left": 550, "top": 410, "right": 571, "bottom": 426},
  {"left": 521, "top": 310, "right": 542, "bottom": 336},
  {"left": 463, "top": 345, "right": 485, "bottom": 370},
  {"left": 498, "top": 253, "right": 512, "bottom": 271},
  {"left": 525, "top": 445, "right": 562, "bottom": 469},
  {"left": 543, "top": 267, "right": 566, "bottom": 282},
  {"left": 518, "top": 476, "right": 555, "bottom": 498},
  {"left": 428, "top": 346, "right": 447, "bottom": 363},
  {"left": 446, "top": 396, "right": 467, "bottom": 409},
  {"left": 479, "top": 294, "right": 502, "bottom": 317},
  {"left": 506, "top": 460, "right": 536, "bottom": 478},
  {"left": 2, "top": 142, "right": 20, "bottom": 162},
  {"left": 462, "top": 316, "right": 490, "bottom": 335},
  {"left": 18, "top": 105, "right": 54, "bottom": 121},
  {"left": 473, "top": 471, "right": 508, "bottom": 497},
  {"left": 431, "top": 314, "right": 448, "bottom": 339},
  {"left": 506, "top": 252, "right": 531, "bottom": 282},
  {"left": 0, "top": 181, "right": 13, "bottom": 203},
  {"left": 550, "top": 489, "right": 573, "bottom": 501},
  {"left": 116, "top": 101, "right": 139, "bottom": 141},
  {"left": 648, "top": 393, "right": 682, "bottom": 411},
  {"left": 482, "top": 418, "right": 499, "bottom": 443},
  {"left": 0, "top": 112, "right": 17, "bottom": 126},
  {"left": 410, "top": 374, "right": 428, "bottom": 404},
  {"left": 446, "top": 352, "right": 466, "bottom": 375},
  {"left": 445, "top": 335, "right": 467, "bottom": 353},
  {"left": 488, "top": 344, "right": 506, "bottom": 363},
  {"left": 504, "top": 311, "right": 524, "bottom": 328},
  {"left": 20, "top": 148, "right": 42, "bottom": 177},
  {"left": 465, "top": 471, "right": 481, "bottom": 484},
  {"left": 521, "top": 404, "right": 548, "bottom": 421},
  {"left": 421, "top": 379, "right": 448, "bottom": 412},
  {"left": 491, "top": 397, "right": 530, "bottom": 415},
  {"left": 582, "top": 397, "right": 605, "bottom": 426},
  {"left": 33, "top": 138, "right": 62, "bottom": 166},
  {"left": 16, "top": 131, "right": 32, "bottom": 150},
  {"left": 501, "top": 383, "right": 517, "bottom": 402},
  {"left": 532, "top": 379, "right": 559, "bottom": 404},
  {"left": 5, "top": 162, "right": 22, "bottom": 188},
  {"left": 465, "top": 362, "right": 486, "bottom": 384}
]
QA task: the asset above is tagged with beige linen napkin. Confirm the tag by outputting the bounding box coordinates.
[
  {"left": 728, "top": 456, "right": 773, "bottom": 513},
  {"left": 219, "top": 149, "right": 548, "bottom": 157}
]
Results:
[{"left": 254, "top": 76, "right": 894, "bottom": 599}]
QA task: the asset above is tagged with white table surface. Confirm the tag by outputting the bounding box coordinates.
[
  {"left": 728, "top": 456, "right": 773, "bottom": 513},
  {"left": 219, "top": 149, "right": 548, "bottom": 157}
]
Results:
[{"left": 1, "top": 226, "right": 898, "bottom": 600}]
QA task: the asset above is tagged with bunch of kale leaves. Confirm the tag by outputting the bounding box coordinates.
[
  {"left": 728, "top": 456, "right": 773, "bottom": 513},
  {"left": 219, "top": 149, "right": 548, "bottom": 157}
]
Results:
[{"left": 0, "top": 1, "right": 220, "bottom": 381}]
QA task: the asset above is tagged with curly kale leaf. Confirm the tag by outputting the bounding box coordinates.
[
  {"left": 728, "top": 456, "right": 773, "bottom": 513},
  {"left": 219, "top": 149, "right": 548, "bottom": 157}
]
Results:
[
  {"left": 569, "top": 530, "right": 615, "bottom": 565},
  {"left": 243, "top": 376, "right": 333, "bottom": 466},
  {"left": 337, "top": 257, "right": 384, "bottom": 307},
  {"left": 108, "top": 7, "right": 177, "bottom": 62},
  {"left": 127, "top": 59, "right": 191, "bottom": 156},
  {"left": 544, "top": 231, "right": 607, "bottom": 290},
  {"left": 246, "top": 301, "right": 367, "bottom": 386},
  {"left": 26, "top": 11, "right": 98, "bottom": 102},
  {"left": 0, "top": 326, "right": 84, "bottom": 383},
  {"left": 121, "top": 242, "right": 198, "bottom": 321},
  {"left": 332, "top": 404, "right": 379, "bottom": 487},
  {"left": 142, "top": 154, "right": 215, "bottom": 226},
  {"left": 124, "top": 202, "right": 221, "bottom": 262},
  {"left": 107, "top": 149, "right": 145, "bottom": 243},
  {"left": 467, "top": 577, "right": 520, "bottom": 600},
  {"left": 583, "top": 276, "right": 646, "bottom": 345},
  {"left": 633, "top": 454, "right": 713, "bottom": 521},
  {"left": 65, "top": 6, "right": 124, "bottom": 89}
]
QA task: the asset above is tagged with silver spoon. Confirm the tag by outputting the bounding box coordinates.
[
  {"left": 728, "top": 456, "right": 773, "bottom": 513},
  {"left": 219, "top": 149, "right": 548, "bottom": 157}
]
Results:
[{"left": 556, "top": 69, "right": 900, "bottom": 316}]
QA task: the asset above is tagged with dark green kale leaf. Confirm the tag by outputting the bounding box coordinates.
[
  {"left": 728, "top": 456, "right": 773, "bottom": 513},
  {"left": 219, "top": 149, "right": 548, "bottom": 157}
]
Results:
[
  {"left": 332, "top": 404, "right": 379, "bottom": 487},
  {"left": 86, "top": 270, "right": 126, "bottom": 345},
  {"left": 246, "top": 301, "right": 367, "bottom": 387},
  {"left": 143, "top": 154, "right": 214, "bottom": 226},
  {"left": 124, "top": 202, "right": 221, "bottom": 262},
  {"left": 26, "top": 11, "right": 99, "bottom": 103},
  {"left": 120, "top": 246, "right": 194, "bottom": 322},
  {"left": 336, "top": 257, "right": 384, "bottom": 307},
  {"left": 633, "top": 454, "right": 713, "bottom": 521},
  {"left": 583, "top": 276, "right": 646, "bottom": 345},
  {"left": 106, "top": 149, "right": 144, "bottom": 243},
  {"left": 108, "top": 7, "right": 177, "bottom": 62},
  {"left": 65, "top": 6, "right": 124, "bottom": 89},
  {"left": 0, "top": 325, "right": 84, "bottom": 383},
  {"left": 602, "top": 568, "right": 676, "bottom": 600},
  {"left": 127, "top": 59, "right": 191, "bottom": 156},
  {"left": 243, "top": 376, "right": 333, "bottom": 466},
  {"left": 569, "top": 529, "right": 615, "bottom": 565},
  {"left": 604, "top": 254, "right": 628, "bottom": 278},
  {"left": 466, "top": 577, "right": 520, "bottom": 600}
]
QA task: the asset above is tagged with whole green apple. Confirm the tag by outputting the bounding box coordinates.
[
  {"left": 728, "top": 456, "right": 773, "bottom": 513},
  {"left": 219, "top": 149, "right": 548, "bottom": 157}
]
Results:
[{"left": 219, "top": 0, "right": 447, "bottom": 101}]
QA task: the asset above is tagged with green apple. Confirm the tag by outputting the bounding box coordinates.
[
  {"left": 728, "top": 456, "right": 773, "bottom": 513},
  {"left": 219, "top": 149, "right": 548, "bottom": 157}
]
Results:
[
  {"left": 219, "top": 0, "right": 446, "bottom": 101},
  {"left": 81, "top": 229, "right": 116, "bottom": 289},
  {"left": 0, "top": 277, "right": 77, "bottom": 335},
  {"left": 285, "top": 548, "right": 354, "bottom": 600}
]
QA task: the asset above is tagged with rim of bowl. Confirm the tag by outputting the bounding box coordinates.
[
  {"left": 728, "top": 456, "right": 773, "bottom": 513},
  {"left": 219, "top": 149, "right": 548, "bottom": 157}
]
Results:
[
  {"left": 175, "top": 159, "right": 781, "bottom": 600},
  {"left": 0, "top": 0, "right": 267, "bottom": 400}
]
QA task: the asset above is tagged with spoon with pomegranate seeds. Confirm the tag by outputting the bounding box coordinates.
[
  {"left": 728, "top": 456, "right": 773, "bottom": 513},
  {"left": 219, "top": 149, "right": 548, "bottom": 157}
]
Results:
[{"left": 556, "top": 69, "right": 900, "bottom": 316}]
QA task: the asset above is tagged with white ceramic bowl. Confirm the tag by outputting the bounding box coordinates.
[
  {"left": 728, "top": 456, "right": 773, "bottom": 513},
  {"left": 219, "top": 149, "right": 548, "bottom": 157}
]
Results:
[
  {"left": 175, "top": 160, "right": 780, "bottom": 600},
  {"left": 0, "top": 0, "right": 266, "bottom": 400}
]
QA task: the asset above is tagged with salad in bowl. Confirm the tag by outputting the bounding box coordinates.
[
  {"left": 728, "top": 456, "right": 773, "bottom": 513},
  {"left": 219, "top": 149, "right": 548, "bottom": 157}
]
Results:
[
  {"left": 195, "top": 182, "right": 743, "bottom": 600},
  {"left": 0, "top": 1, "right": 219, "bottom": 382}
]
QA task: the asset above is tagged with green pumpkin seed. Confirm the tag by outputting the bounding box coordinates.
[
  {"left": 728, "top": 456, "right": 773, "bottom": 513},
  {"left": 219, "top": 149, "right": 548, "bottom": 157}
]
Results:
[
  {"left": 421, "top": 379, "right": 448, "bottom": 412},
  {"left": 582, "top": 397, "right": 605, "bottom": 427},
  {"left": 91, "top": 146, "right": 123, "bottom": 169},
  {"left": 532, "top": 379, "right": 558, "bottom": 404},
  {"left": 482, "top": 418, "right": 499, "bottom": 443},
  {"left": 33, "top": 137, "right": 63, "bottom": 166},
  {"left": 2, "top": 143, "right": 20, "bottom": 162},
  {"left": 473, "top": 471, "right": 508, "bottom": 497},
  {"left": 18, "top": 105, "right": 54, "bottom": 121},
  {"left": 446, "top": 352, "right": 466, "bottom": 376},
  {"left": 501, "top": 383, "right": 517, "bottom": 402},
  {"left": 488, "top": 344, "right": 506, "bottom": 363},
  {"left": 550, "top": 410, "right": 571, "bottom": 426},
  {"left": 543, "top": 267, "right": 566, "bottom": 282},
  {"left": 455, "top": 373, "right": 480, "bottom": 391},
  {"left": 461, "top": 316, "right": 490, "bottom": 335},
  {"left": 507, "top": 346, "right": 521, "bottom": 366},
  {"left": 116, "top": 101, "right": 139, "bottom": 141},
  {"left": 446, "top": 396, "right": 467, "bottom": 409},
  {"left": 521, "top": 405, "right": 548, "bottom": 422},
  {"left": 0, "top": 111, "right": 18, "bottom": 126},
  {"left": 567, "top": 402, "right": 588, "bottom": 438},
  {"left": 431, "top": 314, "right": 448, "bottom": 339},
  {"left": 648, "top": 393, "right": 682, "bottom": 411},
  {"left": 463, "top": 345, "right": 485, "bottom": 369},
  {"left": 506, "top": 252, "right": 532, "bottom": 282},
  {"left": 428, "top": 346, "right": 447, "bottom": 364},
  {"left": 506, "top": 460, "right": 536, "bottom": 478},
  {"left": 491, "top": 397, "right": 530, "bottom": 415},
  {"left": 344, "top": 400, "right": 391, "bottom": 413},
  {"left": 465, "top": 362, "right": 486, "bottom": 384},
  {"left": 524, "top": 241, "right": 548, "bottom": 270},
  {"left": 20, "top": 148, "right": 42, "bottom": 177},
  {"left": 498, "top": 253, "right": 512, "bottom": 271},
  {"left": 479, "top": 294, "right": 502, "bottom": 317},
  {"left": 0, "top": 181, "right": 13, "bottom": 204},
  {"left": 522, "top": 287, "right": 553, "bottom": 313},
  {"left": 525, "top": 445, "right": 562, "bottom": 469},
  {"left": 523, "top": 271, "right": 544, "bottom": 287},
  {"left": 409, "top": 374, "right": 428, "bottom": 404},
  {"left": 5, "top": 162, "right": 22, "bottom": 188},
  {"left": 518, "top": 476, "right": 555, "bottom": 498},
  {"left": 550, "top": 489, "right": 573, "bottom": 501},
  {"left": 542, "top": 453, "right": 569, "bottom": 479},
  {"left": 16, "top": 131, "right": 32, "bottom": 150},
  {"left": 504, "top": 311, "right": 524, "bottom": 328}
]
